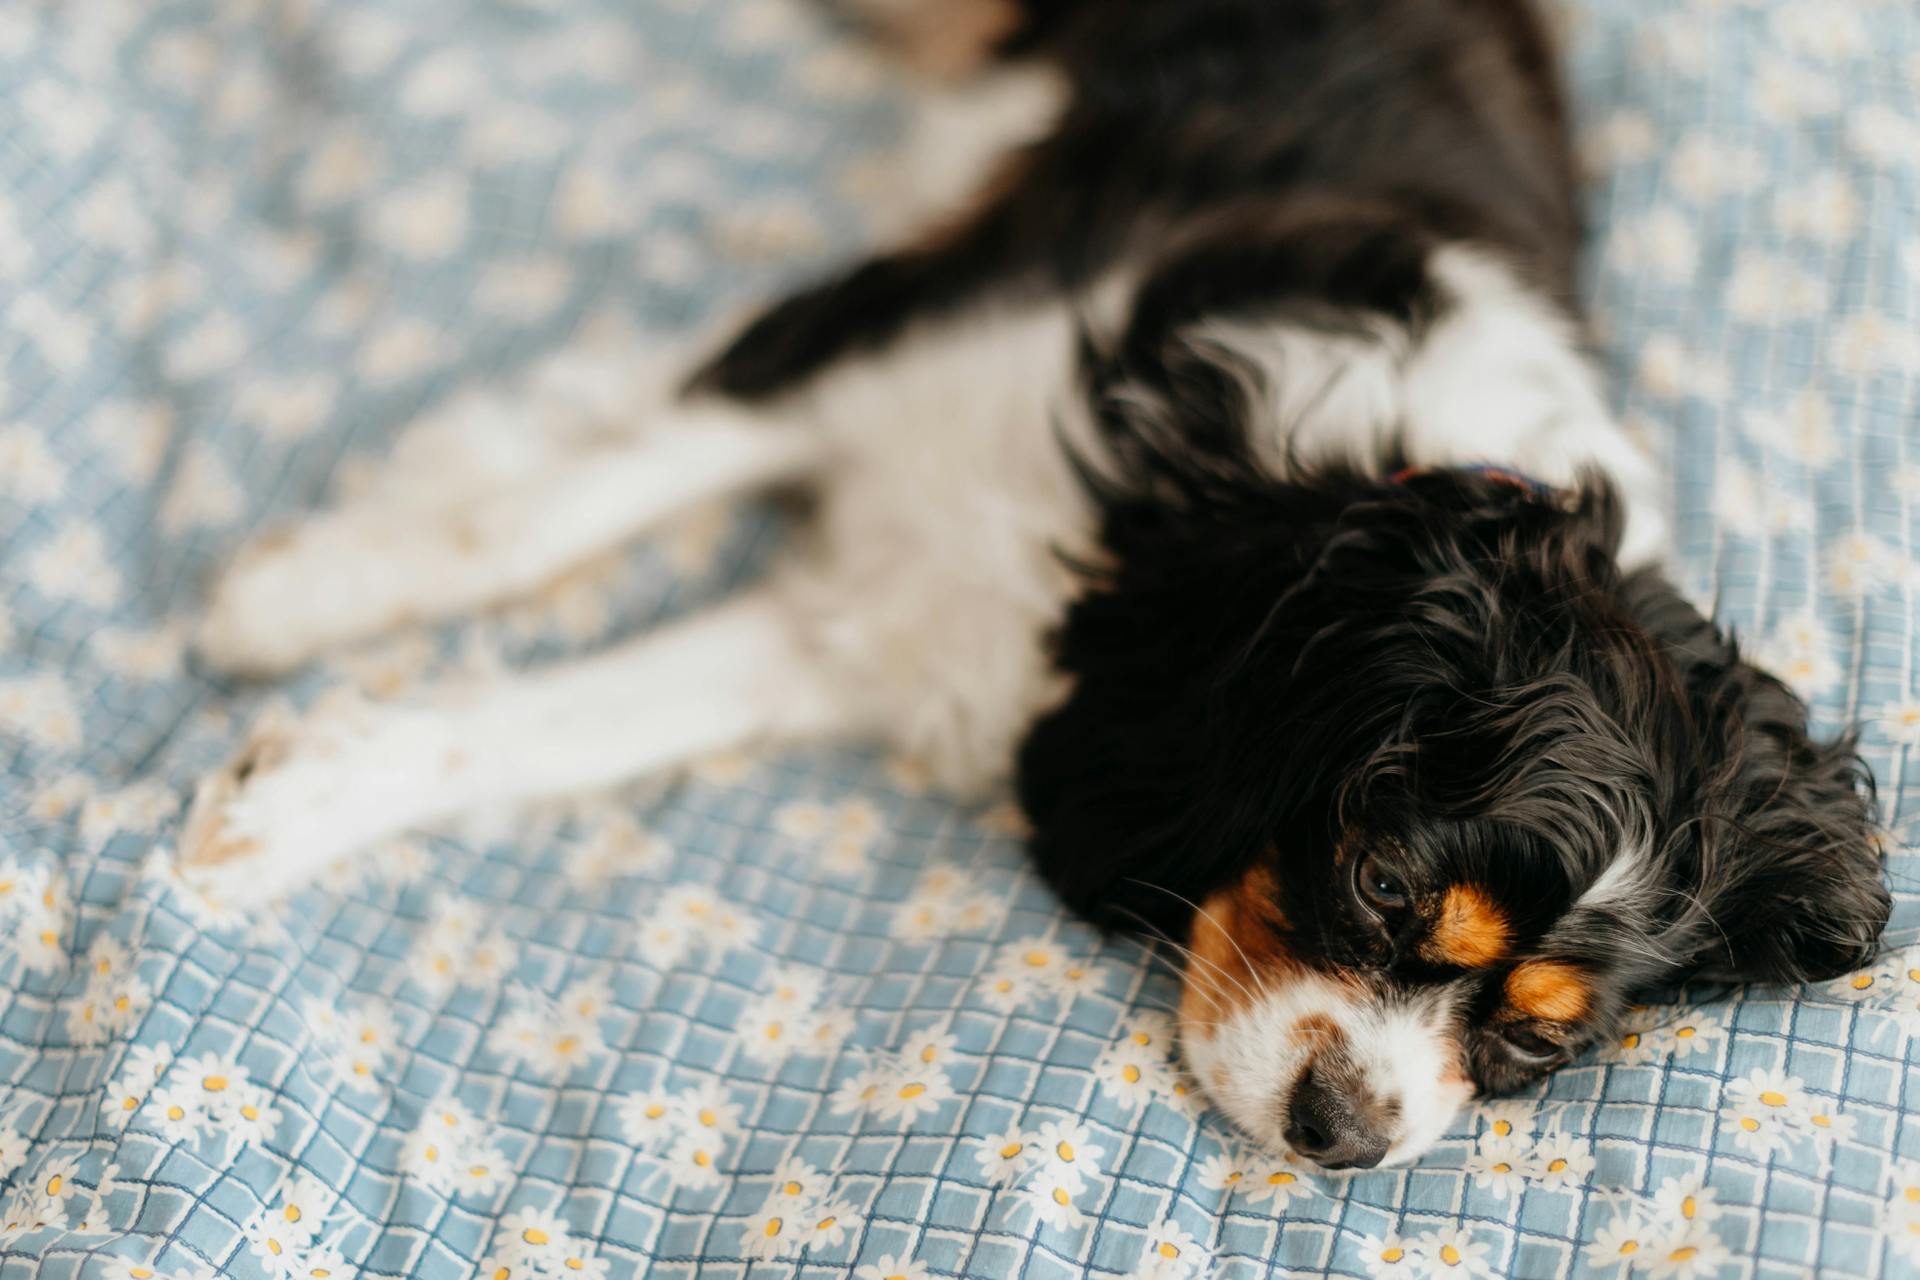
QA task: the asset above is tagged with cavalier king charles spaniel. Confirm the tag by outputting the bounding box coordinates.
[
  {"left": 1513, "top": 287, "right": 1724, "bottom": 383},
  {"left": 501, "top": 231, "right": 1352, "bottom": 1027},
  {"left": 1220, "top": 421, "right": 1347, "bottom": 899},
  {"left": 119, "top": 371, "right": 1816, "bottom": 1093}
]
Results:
[{"left": 183, "top": 0, "right": 1890, "bottom": 1167}]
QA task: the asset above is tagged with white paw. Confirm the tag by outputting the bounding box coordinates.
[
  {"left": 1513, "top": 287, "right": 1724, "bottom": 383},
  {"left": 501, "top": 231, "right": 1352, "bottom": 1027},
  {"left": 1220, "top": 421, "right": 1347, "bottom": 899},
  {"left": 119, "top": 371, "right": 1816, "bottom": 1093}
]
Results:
[{"left": 177, "top": 694, "right": 401, "bottom": 906}]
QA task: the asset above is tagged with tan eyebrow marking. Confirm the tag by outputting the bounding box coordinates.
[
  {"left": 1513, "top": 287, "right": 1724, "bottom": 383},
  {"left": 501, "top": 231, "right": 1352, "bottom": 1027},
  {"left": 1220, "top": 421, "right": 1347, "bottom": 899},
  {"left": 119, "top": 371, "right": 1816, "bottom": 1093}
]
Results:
[
  {"left": 1505, "top": 960, "right": 1591, "bottom": 1023},
  {"left": 1420, "top": 883, "right": 1513, "bottom": 969}
]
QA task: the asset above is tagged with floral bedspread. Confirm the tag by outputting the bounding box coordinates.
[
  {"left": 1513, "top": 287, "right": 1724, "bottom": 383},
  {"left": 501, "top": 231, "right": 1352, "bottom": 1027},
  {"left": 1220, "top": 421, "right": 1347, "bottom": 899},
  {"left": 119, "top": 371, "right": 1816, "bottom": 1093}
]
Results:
[{"left": 2, "top": 0, "right": 1919, "bottom": 1276}]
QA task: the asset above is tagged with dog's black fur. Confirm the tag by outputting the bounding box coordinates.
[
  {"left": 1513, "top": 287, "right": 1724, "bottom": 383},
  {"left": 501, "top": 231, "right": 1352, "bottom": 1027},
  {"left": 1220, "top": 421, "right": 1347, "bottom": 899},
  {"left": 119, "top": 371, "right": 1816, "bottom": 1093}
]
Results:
[{"left": 689, "top": 0, "right": 1890, "bottom": 1095}]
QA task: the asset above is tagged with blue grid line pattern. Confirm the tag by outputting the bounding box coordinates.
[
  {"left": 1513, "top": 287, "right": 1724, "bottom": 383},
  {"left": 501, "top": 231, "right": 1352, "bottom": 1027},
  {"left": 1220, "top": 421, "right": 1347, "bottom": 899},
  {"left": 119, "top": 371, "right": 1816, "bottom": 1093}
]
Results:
[{"left": 3, "top": 0, "right": 1920, "bottom": 1276}]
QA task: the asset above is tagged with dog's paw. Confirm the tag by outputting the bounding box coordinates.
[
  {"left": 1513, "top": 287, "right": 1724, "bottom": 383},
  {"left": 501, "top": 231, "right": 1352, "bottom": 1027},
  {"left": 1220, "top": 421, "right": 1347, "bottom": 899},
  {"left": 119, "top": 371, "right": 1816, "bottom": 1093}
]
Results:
[{"left": 177, "top": 694, "right": 388, "bottom": 906}]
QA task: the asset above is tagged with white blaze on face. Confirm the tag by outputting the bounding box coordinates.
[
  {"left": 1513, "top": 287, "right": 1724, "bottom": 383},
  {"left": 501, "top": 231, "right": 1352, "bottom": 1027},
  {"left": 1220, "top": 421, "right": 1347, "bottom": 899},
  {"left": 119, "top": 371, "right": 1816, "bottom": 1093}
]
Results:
[{"left": 1181, "top": 967, "right": 1472, "bottom": 1166}]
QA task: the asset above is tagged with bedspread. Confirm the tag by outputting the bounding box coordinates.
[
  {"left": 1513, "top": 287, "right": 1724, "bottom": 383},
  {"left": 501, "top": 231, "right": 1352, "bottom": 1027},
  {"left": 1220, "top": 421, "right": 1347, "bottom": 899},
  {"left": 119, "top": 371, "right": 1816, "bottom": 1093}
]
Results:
[{"left": 3, "top": 0, "right": 1920, "bottom": 1276}]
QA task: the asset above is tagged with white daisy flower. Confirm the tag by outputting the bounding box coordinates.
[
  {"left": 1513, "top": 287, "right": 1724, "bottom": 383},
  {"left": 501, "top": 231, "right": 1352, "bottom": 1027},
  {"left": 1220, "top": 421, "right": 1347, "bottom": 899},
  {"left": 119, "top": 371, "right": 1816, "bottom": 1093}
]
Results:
[
  {"left": 805, "top": 1199, "right": 860, "bottom": 1250},
  {"left": 900, "top": 1028, "right": 958, "bottom": 1070},
  {"left": 807, "top": 1007, "right": 856, "bottom": 1057},
  {"left": 1022, "top": 1167, "right": 1085, "bottom": 1231},
  {"left": 737, "top": 997, "right": 809, "bottom": 1064},
  {"left": 1529, "top": 1131, "right": 1595, "bottom": 1187},
  {"left": 1651, "top": 1174, "right": 1723, "bottom": 1228},
  {"left": 618, "top": 1090, "right": 679, "bottom": 1147},
  {"left": 675, "top": 1081, "right": 745, "bottom": 1139},
  {"left": 973, "top": 1126, "right": 1032, "bottom": 1187},
  {"left": 871, "top": 1069, "right": 955, "bottom": 1125},
  {"left": 224, "top": 1085, "right": 281, "bottom": 1149},
  {"left": 1195, "top": 1148, "right": 1253, "bottom": 1195},
  {"left": 30, "top": 1153, "right": 83, "bottom": 1204},
  {"left": 1582, "top": 1212, "right": 1654, "bottom": 1271},
  {"left": 1805, "top": 1106, "right": 1857, "bottom": 1146},
  {"left": 855, "top": 1256, "right": 932, "bottom": 1280},
  {"left": 1094, "top": 1042, "right": 1165, "bottom": 1107},
  {"left": 293, "top": 1245, "right": 352, "bottom": 1279},
  {"left": 1465, "top": 1147, "right": 1529, "bottom": 1200},
  {"left": 1138, "top": 1220, "right": 1209, "bottom": 1279},
  {"left": 663, "top": 1134, "right": 725, "bottom": 1190},
  {"left": 552, "top": 1251, "right": 609, "bottom": 1280},
  {"left": 741, "top": 1202, "right": 807, "bottom": 1261},
  {"left": 242, "top": 1210, "right": 308, "bottom": 1276},
  {"left": 1723, "top": 1066, "right": 1812, "bottom": 1155},
  {"left": 0, "top": 1125, "right": 28, "bottom": 1182},
  {"left": 1356, "top": 1231, "right": 1419, "bottom": 1277},
  {"left": 762, "top": 966, "right": 827, "bottom": 1012},
  {"left": 977, "top": 968, "right": 1037, "bottom": 1013},
  {"left": 1415, "top": 1226, "right": 1495, "bottom": 1277},
  {"left": 1474, "top": 1100, "right": 1538, "bottom": 1146},
  {"left": 454, "top": 1145, "right": 509, "bottom": 1199},
  {"left": 768, "top": 1156, "right": 833, "bottom": 1205},
  {"left": 147, "top": 1084, "right": 206, "bottom": 1144},
  {"left": 1240, "top": 1158, "right": 1313, "bottom": 1210},
  {"left": 1034, "top": 1119, "right": 1106, "bottom": 1192},
  {"left": 829, "top": 1065, "right": 892, "bottom": 1117},
  {"left": 1642, "top": 1225, "right": 1731, "bottom": 1279},
  {"left": 496, "top": 1207, "right": 572, "bottom": 1266}
]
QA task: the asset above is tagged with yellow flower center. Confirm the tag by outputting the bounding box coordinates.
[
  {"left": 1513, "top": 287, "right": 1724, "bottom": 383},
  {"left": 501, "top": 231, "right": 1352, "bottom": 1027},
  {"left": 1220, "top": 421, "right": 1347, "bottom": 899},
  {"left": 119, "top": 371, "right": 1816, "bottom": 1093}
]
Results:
[
  {"left": 1670, "top": 1247, "right": 1698, "bottom": 1262},
  {"left": 122, "top": 1096, "right": 138, "bottom": 1111},
  {"left": 698, "top": 1108, "right": 717, "bottom": 1127},
  {"left": 1682, "top": 1196, "right": 1697, "bottom": 1219},
  {"left": 360, "top": 1028, "right": 377, "bottom": 1044},
  {"left": 920, "top": 1045, "right": 938, "bottom": 1063},
  {"left": 1051, "top": 1187, "right": 1070, "bottom": 1206},
  {"left": 1381, "top": 1247, "right": 1404, "bottom": 1263},
  {"left": 1268, "top": 1172, "right": 1295, "bottom": 1186},
  {"left": 523, "top": 1229, "right": 549, "bottom": 1246},
  {"left": 1122, "top": 1066, "right": 1141, "bottom": 1083},
  {"left": 1133, "top": 1032, "right": 1151, "bottom": 1046},
  {"left": 1158, "top": 1242, "right": 1180, "bottom": 1259},
  {"left": 1740, "top": 1117, "right": 1760, "bottom": 1131},
  {"left": 555, "top": 1037, "right": 580, "bottom": 1055},
  {"left": 1548, "top": 1158, "right": 1568, "bottom": 1173},
  {"left": 131, "top": 1270, "right": 154, "bottom": 1279},
  {"left": 1905, "top": 1186, "right": 1920, "bottom": 1204},
  {"left": 424, "top": 1145, "right": 440, "bottom": 1162},
  {"left": 45, "top": 1176, "right": 60, "bottom": 1196},
  {"left": 1622, "top": 1034, "right": 1640, "bottom": 1049},
  {"left": 1492, "top": 1120, "right": 1511, "bottom": 1136},
  {"left": 764, "top": 1218, "right": 783, "bottom": 1238},
  {"left": 1812, "top": 1114, "right": 1832, "bottom": 1127},
  {"left": 645, "top": 1104, "right": 664, "bottom": 1119},
  {"left": 564, "top": 1262, "right": 584, "bottom": 1273},
  {"left": 693, "top": 1150, "right": 712, "bottom": 1168},
  {"left": 898, "top": 1083, "right": 926, "bottom": 1099},
  {"left": 1225, "top": 1171, "right": 1242, "bottom": 1184},
  {"left": 999, "top": 1143, "right": 1022, "bottom": 1160},
  {"left": 785, "top": 1180, "right": 804, "bottom": 1195},
  {"left": 1492, "top": 1163, "right": 1511, "bottom": 1174},
  {"left": 1852, "top": 974, "right": 1874, "bottom": 989},
  {"left": 816, "top": 1217, "right": 836, "bottom": 1231},
  {"left": 1619, "top": 1241, "right": 1639, "bottom": 1256},
  {"left": 267, "top": 1239, "right": 284, "bottom": 1257},
  {"left": 203, "top": 1075, "right": 228, "bottom": 1092},
  {"left": 470, "top": 1166, "right": 489, "bottom": 1178},
  {"left": 1759, "top": 1090, "right": 1789, "bottom": 1107},
  {"left": 166, "top": 1106, "right": 185, "bottom": 1121},
  {"left": 285, "top": 1206, "right": 302, "bottom": 1223},
  {"left": 1441, "top": 1244, "right": 1462, "bottom": 1265},
  {"left": 241, "top": 1105, "right": 260, "bottom": 1121},
  {"left": 1024, "top": 951, "right": 1050, "bottom": 967},
  {"left": 1676, "top": 1026, "right": 1695, "bottom": 1039},
  {"left": 114, "top": 996, "right": 130, "bottom": 1012},
  {"left": 1057, "top": 1142, "right": 1075, "bottom": 1161}
]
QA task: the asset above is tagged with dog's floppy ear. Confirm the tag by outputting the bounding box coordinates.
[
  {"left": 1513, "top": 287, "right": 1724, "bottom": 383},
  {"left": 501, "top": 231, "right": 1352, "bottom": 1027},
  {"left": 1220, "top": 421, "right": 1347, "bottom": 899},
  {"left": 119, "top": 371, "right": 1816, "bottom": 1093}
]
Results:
[{"left": 1620, "top": 574, "right": 1891, "bottom": 984}]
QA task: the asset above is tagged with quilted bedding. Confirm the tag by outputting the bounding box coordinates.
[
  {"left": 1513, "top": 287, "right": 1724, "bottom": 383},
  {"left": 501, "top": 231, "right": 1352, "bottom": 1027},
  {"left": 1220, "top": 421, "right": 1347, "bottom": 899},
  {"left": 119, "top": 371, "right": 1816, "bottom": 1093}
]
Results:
[{"left": 3, "top": 0, "right": 1920, "bottom": 1276}]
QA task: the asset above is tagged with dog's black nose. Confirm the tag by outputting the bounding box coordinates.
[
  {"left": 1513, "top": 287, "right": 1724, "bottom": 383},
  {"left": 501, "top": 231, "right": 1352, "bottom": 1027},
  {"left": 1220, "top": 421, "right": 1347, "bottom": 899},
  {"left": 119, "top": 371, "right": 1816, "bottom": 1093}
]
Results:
[{"left": 1284, "top": 1067, "right": 1390, "bottom": 1170}]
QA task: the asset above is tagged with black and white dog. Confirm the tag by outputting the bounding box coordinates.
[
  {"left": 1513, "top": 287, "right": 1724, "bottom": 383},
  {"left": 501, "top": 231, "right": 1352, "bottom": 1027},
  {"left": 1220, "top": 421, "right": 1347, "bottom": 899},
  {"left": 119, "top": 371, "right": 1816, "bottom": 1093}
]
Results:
[{"left": 182, "top": 0, "right": 1889, "bottom": 1168}]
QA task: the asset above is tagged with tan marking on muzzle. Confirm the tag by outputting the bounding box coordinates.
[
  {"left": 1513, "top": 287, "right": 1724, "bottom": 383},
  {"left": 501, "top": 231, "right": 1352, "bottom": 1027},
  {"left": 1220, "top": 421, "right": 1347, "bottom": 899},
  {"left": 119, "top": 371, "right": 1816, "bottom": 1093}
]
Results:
[
  {"left": 1182, "top": 865, "right": 1295, "bottom": 1030},
  {"left": 1505, "top": 959, "right": 1590, "bottom": 1022},
  {"left": 1420, "top": 883, "right": 1512, "bottom": 969}
]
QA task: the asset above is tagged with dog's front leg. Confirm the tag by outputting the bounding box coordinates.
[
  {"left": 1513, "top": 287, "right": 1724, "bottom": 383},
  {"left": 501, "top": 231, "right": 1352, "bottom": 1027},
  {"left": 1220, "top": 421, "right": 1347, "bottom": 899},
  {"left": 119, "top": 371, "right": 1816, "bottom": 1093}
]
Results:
[{"left": 179, "top": 588, "right": 857, "bottom": 906}]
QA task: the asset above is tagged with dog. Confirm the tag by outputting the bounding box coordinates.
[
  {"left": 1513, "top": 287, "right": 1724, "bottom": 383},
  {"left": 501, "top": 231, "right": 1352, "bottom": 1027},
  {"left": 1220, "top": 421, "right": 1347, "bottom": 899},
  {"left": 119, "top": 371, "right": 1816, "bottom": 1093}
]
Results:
[{"left": 180, "top": 0, "right": 1891, "bottom": 1169}]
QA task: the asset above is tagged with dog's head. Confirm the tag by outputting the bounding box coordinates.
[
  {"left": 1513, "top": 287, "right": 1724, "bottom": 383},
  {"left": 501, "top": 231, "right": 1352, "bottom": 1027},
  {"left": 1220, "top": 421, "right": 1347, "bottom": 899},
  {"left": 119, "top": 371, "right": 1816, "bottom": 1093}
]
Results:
[{"left": 1019, "top": 463, "right": 1888, "bottom": 1167}]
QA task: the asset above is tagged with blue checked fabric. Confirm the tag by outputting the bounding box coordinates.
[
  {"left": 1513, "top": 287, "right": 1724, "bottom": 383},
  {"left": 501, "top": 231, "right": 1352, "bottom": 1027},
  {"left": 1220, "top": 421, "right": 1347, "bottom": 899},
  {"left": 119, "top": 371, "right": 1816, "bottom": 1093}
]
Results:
[{"left": 2, "top": 0, "right": 1919, "bottom": 1277}]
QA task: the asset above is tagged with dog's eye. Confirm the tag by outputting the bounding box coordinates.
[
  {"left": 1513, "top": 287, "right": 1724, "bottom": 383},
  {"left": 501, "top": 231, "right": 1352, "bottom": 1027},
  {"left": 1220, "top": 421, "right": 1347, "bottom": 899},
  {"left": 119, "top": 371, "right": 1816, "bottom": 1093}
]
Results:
[
  {"left": 1500, "top": 1024, "right": 1564, "bottom": 1065},
  {"left": 1355, "top": 852, "right": 1409, "bottom": 913}
]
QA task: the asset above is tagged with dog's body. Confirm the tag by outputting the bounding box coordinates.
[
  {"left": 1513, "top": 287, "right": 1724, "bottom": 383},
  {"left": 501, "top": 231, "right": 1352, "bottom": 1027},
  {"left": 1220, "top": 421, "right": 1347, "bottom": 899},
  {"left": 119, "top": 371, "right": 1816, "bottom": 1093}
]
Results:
[{"left": 183, "top": 0, "right": 1889, "bottom": 1168}]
